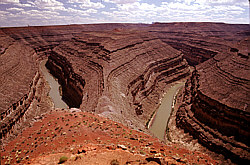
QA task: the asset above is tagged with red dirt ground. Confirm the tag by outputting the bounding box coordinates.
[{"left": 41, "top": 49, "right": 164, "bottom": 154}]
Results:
[{"left": 1, "top": 109, "right": 218, "bottom": 165}]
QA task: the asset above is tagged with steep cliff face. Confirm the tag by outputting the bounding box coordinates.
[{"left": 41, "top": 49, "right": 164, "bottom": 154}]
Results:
[
  {"left": 0, "top": 28, "right": 68, "bottom": 142},
  {"left": 0, "top": 71, "right": 51, "bottom": 140},
  {"left": 0, "top": 40, "right": 41, "bottom": 140},
  {"left": 47, "top": 31, "right": 190, "bottom": 129},
  {"left": 0, "top": 42, "right": 37, "bottom": 114},
  {"left": 50, "top": 36, "right": 106, "bottom": 112},
  {"left": 176, "top": 41, "right": 250, "bottom": 163},
  {"left": 127, "top": 55, "right": 189, "bottom": 116},
  {"left": 1, "top": 24, "right": 249, "bottom": 163},
  {"left": 103, "top": 37, "right": 190, "bottom": 128},
  {"left": 45, "top": 53, "right": 85, "bottom": 108},
  {"left": 0, "top": 32, "right": 52, "bottom": 142}
]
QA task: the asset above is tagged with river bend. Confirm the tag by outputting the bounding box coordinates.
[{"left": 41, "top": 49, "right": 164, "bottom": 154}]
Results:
[{"left": 149, "top": 82, "right": 185, "bottom": 141}]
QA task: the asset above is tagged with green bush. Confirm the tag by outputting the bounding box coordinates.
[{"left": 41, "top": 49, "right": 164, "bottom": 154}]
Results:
[{"left": 59, "top": 156, "right": 68, "bottom": 164}]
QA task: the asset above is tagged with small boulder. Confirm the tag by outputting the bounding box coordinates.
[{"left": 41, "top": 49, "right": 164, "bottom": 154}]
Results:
[{"left": 117, "top": 144, "right": 127, "bottom": 150}]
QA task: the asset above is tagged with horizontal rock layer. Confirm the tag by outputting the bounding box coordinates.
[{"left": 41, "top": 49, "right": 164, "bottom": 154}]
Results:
[
  {"left": 0, "top": 41, "right": 37, "bottom": 114},
  {"left": 48, "top": 31, "right": 190, "bottom": 129},
  {"left": 147, "top": 22, "right": 249, "bottom": 66},
  {"left": 176, "top": 43, "right": 250, "bottom": 163},
  {"left": 0, "top": 24, "right": 249, "bottom": 163},
  {"left": 0, "top": 71, "right": 52, "bottom": 140},
  {"left": 0, "top": 71, "right": 39, "bottom": 139},
  {"left": 1, "top": 25, "right": 191, "bottom": 131}
]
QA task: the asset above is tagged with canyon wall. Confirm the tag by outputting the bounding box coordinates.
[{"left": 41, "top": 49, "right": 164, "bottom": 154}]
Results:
[
  {"left": 45, "top": 53, "right": 85, "bottom": 108},
  {"left": 47, "top": 31, "right": 190, "bottom": 129},
  {"left": 0, "top": 32, "right": 35, "bottom": 140},
  {"left": 176, "top": 39, "right": 250, "bottom": 163},
  {"left": 0, "top": 41, "right": 37, "bottom": 114},
  {"left": 0, "top": 71, "right": 52, "bottom": 140},
  {"left": 0, "top": 32, "right": 52, "bottom": 142},
  {"left": 0, "top": 26, "right": 190, "bottom": 133},
  {"left": 147, "top": 22, "right": 249, "bottom": 66},
  {"left": 102, "top": 37, "right": 190, "bottom": 128},
  {"left": 0, "top": 24, "right": 249, "bottom": 163}
]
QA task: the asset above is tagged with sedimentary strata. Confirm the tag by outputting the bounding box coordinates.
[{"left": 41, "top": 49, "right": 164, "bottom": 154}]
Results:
[
  {"left": 176, "top": 39, "right": 250, "bottom": 163},
  {"left": 0, "top": 36, "right": 38, "bottom": 138},
  {"left": 147, "top": 22, "right": 249, "bottom": 66},
  {"left": 0, "top": 71, "right": 51, "bottom": 140},
  {"left": 0, "top": 25, "right": 190, "bottom": 140},
  {"left": 45, "top": 53, "right": 85, "bottom": 108},
  {"left": 48, "top": 31, "right": 190, "bottom": 129},
  {"left": 103, "top": 38, "right": 190, "bottom": 128},
  {"left": 0, "top": 23, "right": 249, "bottom": 164},
  {"left": 0, "top": 42, "right": 36, "bottom": 113}
]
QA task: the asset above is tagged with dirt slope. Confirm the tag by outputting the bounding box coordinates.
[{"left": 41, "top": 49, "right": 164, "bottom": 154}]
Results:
[{"left": 1, "top": 109, "right": 217, "bottom": 165}]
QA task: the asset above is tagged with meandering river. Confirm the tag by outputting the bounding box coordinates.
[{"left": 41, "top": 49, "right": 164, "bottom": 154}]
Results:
[
  {"left": 149, "top": 82, "right": 185, "bottom": 141},
  {"left": 40, "top": 58, "right": 184, "bottom": 139},
  {"left": 40, "top": 60, "right": 68, "bottom": 109}
]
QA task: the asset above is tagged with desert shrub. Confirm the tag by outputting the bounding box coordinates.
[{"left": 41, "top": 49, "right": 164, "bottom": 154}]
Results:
[
  {"left": 139, "top": 150, "right": 146, "bottom": 155},
  {"left": 59, "top": 156, "right": 68, "bottom": 164},
  {"left": 110, "top": 159, "right": 119, "bottom": 165}
]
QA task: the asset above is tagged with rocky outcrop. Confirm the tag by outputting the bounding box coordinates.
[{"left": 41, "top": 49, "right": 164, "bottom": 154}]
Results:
[
  {"left": 50, "top": 37, "right": 106, "bottom": 112},
  {"left": 126, "top": 55, "right": 189, "bottom": 116},
  {"left": 98, "top": 36, "right": 190, "bottom": 129},
  {"left": 0, "top": 66, "right": 53, "bottom": 142},
  {"left": 164, "top": 41, "right": 217, "bottom": 66},
  {"left": 1, "top": 109, "right": 218, "bottom": 165},
  {"left": 176, "top": 42, "right": 250, "bottom": 163}
]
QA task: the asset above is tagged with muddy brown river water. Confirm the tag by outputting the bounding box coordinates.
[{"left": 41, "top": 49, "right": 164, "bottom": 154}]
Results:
[
  {"left": 149, "top": 82, "right": 185, "bottom": 141},
  {"left": 40, "top": 58, "right": 184, "bottom": 140},
  {"left": 40, "top": 60, "right": 68, "bottom": 109}
]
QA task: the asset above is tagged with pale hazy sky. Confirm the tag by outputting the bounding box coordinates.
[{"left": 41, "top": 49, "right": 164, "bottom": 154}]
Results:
[{"left": 0, "top": 0, "right": 249, "bottom": 27}]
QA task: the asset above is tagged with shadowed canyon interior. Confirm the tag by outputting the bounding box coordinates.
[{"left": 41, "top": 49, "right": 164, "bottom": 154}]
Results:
[
  {"left": 0, "top": 23, "right": 249, "bottom": 164},
  {"left": 40, "top": 59, "right": 68, "bottom": 109}
]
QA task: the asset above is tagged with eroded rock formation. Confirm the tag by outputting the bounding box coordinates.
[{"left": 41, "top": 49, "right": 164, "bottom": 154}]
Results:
[
  {"left": 0, "top": 34, "right": 39, "bottom": 139},
  {"left": 45, "top": 31, "right": 190, "bottom": 129},
  {"left": 0, "top": 25, "right": 190, "bottom": 140},
  {"left": 0, "top": 23, "right": 249, "bottom": 164},
  {"left": 148, "top": 22, "right": 249, "bottom": 66},
  {"left": 45, "top": 53, "right": 85, "bottom": 108},
  {"left": 0, "top": 71, "right": 52, "bottom": 140},
  {"left": 176, "top": 38, "right": 250, "bottom": 163}
]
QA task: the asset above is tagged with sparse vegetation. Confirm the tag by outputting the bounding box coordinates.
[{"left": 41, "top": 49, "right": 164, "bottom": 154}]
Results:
[
  {"left": 0, "top": 109, "right": 216, "bottom": 165},
  {"left": 59, "top": 156, "right": 68, "bottom": 164},
  {"left": 110, "top": 159, "right": 119, "bottom": 165},
  {"left": 139, "top": 150, "right": 146, "bottom": 155}
]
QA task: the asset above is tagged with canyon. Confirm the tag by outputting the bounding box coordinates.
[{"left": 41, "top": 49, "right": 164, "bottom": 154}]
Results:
[
  {"left": 0, "top": 22, "right": 249, "bottom": 164},
  {"left": 176, "top": 37, "right": 250, "bottom": 163}
]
